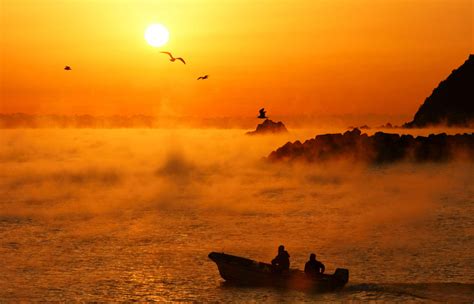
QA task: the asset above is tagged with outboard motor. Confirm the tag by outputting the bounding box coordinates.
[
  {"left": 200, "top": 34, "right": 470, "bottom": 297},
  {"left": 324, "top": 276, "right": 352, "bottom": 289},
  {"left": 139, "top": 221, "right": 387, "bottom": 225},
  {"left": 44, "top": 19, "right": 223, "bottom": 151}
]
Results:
[{"left": 334, "top": 268, "right": 349, "bottom": 285}]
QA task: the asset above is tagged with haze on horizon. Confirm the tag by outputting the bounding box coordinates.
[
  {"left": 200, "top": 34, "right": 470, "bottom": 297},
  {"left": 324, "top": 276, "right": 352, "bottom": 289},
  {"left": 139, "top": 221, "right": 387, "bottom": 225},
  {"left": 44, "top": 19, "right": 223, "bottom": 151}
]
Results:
[{"left": 0, "top": 0, "right": 473, "bottom": 119}]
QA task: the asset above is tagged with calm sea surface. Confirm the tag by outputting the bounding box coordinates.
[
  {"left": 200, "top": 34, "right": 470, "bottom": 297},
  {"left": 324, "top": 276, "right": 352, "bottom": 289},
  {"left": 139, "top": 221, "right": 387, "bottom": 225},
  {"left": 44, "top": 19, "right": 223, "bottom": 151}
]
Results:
[{"left": 1, "top": 129, "right": 473, "bottom": 302}]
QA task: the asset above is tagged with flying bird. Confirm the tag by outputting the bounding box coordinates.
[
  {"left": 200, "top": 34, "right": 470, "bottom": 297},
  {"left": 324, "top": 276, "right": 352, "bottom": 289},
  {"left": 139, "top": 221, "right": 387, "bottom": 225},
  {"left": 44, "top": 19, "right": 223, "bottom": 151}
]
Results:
[
  {"left": 258, "top": 108, "right": 268, "bottom": 119},
  {"left": 197, "top": 75, "right": 209, "bottom": 80},
  {"left": 64, "top": 66, "right": 72, "bottom": 71},
  {"left": 160, "top": 52, "right": 186, "bottom": 64}
]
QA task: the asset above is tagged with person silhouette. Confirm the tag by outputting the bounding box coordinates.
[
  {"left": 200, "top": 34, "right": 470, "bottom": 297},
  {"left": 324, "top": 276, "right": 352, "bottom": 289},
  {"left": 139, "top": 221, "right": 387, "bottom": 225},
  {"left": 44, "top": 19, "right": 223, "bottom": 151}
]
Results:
[
  {"left": 271, "top": 245, "right": 290, "bottom": 273},
  {"left": 304, "top": 253, "right": 325, "bottom": 277}
]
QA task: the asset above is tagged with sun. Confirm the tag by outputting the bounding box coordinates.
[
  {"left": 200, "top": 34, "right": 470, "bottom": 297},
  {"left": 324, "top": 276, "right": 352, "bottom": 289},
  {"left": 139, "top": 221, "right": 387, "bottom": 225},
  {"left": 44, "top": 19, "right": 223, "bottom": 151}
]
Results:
[{"left": 145, "top": 24, "right": 169, "bottom": 47}]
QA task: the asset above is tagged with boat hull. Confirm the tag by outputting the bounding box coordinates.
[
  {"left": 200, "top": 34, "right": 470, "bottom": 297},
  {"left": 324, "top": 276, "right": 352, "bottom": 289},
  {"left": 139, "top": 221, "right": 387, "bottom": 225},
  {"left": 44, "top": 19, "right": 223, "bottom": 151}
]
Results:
[{"left": 208, "top": 252, "right": 349, "bottom": 292}]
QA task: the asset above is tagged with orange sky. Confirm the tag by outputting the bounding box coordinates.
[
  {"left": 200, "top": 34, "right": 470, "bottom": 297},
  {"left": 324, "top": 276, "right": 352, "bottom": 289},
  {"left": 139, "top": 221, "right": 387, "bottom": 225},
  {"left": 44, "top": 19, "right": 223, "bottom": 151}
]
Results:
[{"left": 0, "top": 0, "right": 472, "bottom": 118}]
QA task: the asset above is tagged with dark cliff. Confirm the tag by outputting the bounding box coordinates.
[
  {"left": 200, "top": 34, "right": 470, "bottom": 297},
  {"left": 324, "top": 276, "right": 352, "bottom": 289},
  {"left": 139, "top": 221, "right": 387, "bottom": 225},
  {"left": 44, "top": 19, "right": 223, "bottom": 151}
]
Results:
[{"left": 404, "top": 54, "right": 474, "bottom": 127}]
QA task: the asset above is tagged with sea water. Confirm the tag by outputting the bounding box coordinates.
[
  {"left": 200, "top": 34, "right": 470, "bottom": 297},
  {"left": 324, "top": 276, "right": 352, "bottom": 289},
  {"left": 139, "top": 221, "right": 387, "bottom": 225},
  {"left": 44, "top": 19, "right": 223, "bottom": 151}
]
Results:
[{"left": 0, "top": 129, "right": 473, "bottom": 302}]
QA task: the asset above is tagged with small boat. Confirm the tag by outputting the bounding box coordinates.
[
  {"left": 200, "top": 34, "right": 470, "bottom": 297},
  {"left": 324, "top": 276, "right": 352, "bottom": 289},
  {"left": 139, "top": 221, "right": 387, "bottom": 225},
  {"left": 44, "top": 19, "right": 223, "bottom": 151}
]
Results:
[{"left": 208, "top": 252, "right": 349, "bottom": 292}]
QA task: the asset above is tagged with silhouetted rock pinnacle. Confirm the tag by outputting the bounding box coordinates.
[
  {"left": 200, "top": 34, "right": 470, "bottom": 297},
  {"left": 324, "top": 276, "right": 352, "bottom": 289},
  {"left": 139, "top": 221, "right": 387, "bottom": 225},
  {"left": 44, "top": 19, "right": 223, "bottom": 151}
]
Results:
[
  {"left": 404, "top": 54, "right": 474, "bottom": 127},
  {"left": 246, "top": 119, "right": 288, "bottom": 135}
]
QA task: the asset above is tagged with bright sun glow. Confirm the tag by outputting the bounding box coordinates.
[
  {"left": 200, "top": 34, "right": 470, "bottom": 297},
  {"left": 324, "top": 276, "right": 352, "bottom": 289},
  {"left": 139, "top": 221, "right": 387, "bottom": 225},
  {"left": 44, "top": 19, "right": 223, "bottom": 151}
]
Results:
[{"left": 144, "top": 24, "right": 169, "bottom": 47}]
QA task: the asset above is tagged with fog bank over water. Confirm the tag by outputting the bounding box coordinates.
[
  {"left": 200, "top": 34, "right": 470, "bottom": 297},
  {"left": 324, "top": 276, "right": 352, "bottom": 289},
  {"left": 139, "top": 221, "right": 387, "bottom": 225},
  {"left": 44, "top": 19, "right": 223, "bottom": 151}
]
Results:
[
  {"left": 0, "top": 129, "right": 473, "bottom": 301},
  {"left": 2, "top": 128, "right": 471, "bottom": 217}
]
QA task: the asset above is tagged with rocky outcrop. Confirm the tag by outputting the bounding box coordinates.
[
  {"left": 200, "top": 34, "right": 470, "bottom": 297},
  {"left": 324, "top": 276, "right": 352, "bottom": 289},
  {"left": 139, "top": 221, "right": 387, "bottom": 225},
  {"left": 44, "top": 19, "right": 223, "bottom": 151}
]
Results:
[
  {"left": 268, "top": 128, "right": 474, "bottom": 163},
  {"left": 246, "top": 119, "right": 288, "bottom": 135},
  {"left": 404, "top": 54, "right": 474, "bottom": 127}
]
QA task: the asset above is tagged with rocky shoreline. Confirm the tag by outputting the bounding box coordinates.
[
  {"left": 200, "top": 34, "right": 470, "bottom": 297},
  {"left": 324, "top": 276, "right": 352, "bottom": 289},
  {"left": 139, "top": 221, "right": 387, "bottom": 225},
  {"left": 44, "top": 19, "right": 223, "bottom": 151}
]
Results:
[{"left": 268, "top": 128, "right": 474, "bottom": 163}]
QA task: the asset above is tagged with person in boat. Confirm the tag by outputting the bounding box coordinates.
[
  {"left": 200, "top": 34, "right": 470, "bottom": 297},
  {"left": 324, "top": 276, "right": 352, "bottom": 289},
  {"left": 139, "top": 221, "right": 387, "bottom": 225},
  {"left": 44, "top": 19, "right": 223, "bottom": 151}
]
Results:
[
  {"left": 304, "top": 253, "right": 325, "bottom": 277},
  {"left": 271, "top": 245, "right": 290, "bottom": 273}
]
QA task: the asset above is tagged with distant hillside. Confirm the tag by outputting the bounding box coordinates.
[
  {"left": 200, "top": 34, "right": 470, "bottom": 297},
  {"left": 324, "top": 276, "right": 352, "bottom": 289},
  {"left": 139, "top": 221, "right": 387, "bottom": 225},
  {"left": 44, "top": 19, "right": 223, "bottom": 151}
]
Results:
[
  {"left": 0, "top": 113, "right": 155, "bottom": 128},
  {"left": 404, "top": 54, "right": 474, "bottom": 127}
]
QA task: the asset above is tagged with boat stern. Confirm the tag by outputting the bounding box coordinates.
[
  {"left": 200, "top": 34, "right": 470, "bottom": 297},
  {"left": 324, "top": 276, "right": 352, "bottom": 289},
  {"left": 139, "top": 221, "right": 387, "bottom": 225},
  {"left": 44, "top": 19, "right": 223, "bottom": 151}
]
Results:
[{"left": 334, "top": 268, "right": 349, "bottom": 286}]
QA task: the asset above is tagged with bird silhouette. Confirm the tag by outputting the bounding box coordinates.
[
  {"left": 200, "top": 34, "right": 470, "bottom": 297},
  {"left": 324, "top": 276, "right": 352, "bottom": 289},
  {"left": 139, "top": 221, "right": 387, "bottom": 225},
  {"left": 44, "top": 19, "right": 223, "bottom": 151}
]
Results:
[
  {"left": 64, "top": 66, "right": 72, "bottom": 71},
  {"left": 160, "top": 52, "right": 186, "bottom": 64},
  {"left": 197, "top": 75, "right": 209, "bottom": 80},
  {"left": 258, "top": 108, "right": 268, "bottom": 119}
]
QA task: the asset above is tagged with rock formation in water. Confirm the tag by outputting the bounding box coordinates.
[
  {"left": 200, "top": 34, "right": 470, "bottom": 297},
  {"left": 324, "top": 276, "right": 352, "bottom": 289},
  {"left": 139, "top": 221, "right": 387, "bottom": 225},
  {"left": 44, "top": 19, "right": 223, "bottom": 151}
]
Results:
[
  {"left": 246, "top": 119, "right": 288, "bottom": 135},
  {"left": 404, "top": 54, "right": 474, "bottom": 127},
  {"left": 377, "top": 122, "right": 394, "bottom": 129},
  {"left": 268, "top": 128, "right": 474, "bottom": 163}
]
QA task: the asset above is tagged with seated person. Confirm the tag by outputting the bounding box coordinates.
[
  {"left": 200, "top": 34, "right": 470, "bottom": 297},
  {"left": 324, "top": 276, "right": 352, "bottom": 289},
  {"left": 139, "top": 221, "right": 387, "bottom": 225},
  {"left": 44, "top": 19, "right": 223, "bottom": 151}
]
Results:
[
  {"left": 304, "top": 253, "right": 325, "bottom": 277},
  {"left": 271, "top": 245, "right": 290, "bottom": 272}
]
